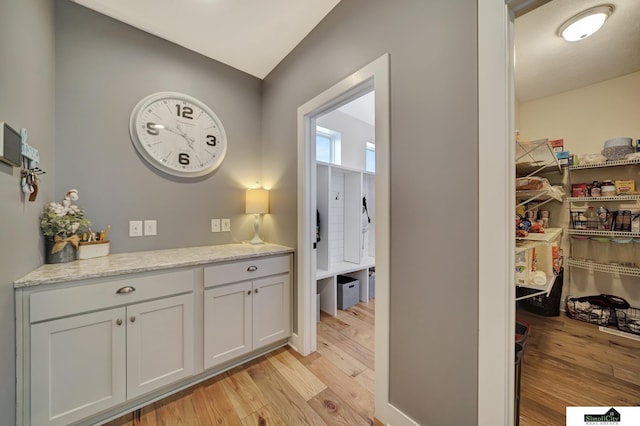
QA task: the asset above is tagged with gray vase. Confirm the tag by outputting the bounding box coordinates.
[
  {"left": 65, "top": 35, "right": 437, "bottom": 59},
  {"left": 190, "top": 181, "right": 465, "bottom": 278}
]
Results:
[{"left": 45, "top": 238, "right": 77, "bottom": 264}]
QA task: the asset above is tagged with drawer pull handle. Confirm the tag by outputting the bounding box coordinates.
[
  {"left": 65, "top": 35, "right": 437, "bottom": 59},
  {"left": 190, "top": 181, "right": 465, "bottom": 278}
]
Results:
[
  {"left": 130, "top": 316, "right": 136, "bottom": 323},
  {"left": 116, "top": 318, "right": 123, "bottom": 326},
  {"left": 247, "top": 265, "right": 258, "bottom": 272},
  {"left": 116, "top": 286, "right": 136, "bottom": 294}
]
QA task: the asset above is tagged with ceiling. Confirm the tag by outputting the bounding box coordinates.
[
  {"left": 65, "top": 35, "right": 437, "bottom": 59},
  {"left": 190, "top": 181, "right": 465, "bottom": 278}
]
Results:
[
  {"left": 70, "top": 0, "right": 640, "bottom": 102},
  {"left": 515, "top": 0, "right": 640, "bottom": 102},
  {"left": 69, "top": 0, "right": 341, "bottom": 79}
]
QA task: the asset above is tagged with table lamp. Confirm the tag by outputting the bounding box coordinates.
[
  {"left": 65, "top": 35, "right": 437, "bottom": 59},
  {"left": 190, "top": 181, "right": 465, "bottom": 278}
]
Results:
[{"left": 246, "top": 188, "right": 269, "bottom": 244}]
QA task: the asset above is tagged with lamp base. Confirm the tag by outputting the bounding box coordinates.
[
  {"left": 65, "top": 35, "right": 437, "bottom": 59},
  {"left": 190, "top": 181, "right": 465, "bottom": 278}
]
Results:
[
  {"left": 249, "top": 214, "right": 264, "bottom": 245},
  {"left": 248, "top": 235, "right": 265, "bottom": 245}
]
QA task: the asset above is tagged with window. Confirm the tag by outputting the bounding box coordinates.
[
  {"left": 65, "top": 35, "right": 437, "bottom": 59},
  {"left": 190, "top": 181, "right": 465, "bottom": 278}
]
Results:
[
  {"left": 366, "top": 141, "right": 375, "bottom": 172},
  {"left": 316, "top": 126, "right": 341, "bottom": 165}
]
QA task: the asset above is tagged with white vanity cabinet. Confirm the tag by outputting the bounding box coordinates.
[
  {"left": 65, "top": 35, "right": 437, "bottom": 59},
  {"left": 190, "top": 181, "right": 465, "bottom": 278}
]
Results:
[
  {"left": 21, "top": 269, "right": 195, "bottom": 426},
  {"left": 15, "top": 243, "right": 293, "bottom": 426},
  {"left": 203, "top": 254, "right": 291, "bottom": 369}
]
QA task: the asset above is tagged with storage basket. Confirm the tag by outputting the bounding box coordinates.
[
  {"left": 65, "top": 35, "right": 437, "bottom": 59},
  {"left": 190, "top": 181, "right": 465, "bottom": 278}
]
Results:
[
  {"left": 566, "top": 294, "right": 629, "bottom": 326},
  {"left": 517, "top": 268, "right": 563, "bottom": 316},
  {"left": 615, "top": 307, "right": 640, "bottom": 335}
]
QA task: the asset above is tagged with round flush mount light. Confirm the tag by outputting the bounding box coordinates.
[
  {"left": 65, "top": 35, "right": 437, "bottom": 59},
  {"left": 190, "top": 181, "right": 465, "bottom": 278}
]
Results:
[{"left": 558, "top": 5, "right": 614, "bottom": 42}]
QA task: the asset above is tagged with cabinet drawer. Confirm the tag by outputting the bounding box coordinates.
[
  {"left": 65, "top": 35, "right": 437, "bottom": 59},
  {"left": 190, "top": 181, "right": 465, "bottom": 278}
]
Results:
[
  {"left": 30, "top": 269, "right": 195, "bottom": 323},
  {"left": 204, "top": 254, "right": 290, "bottom": 288}
]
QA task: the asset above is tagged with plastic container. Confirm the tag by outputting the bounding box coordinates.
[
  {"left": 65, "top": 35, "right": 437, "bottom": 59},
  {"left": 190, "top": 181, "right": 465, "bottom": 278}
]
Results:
[
  {"left": 611, "top": 238, "right": 634, "bottom": 267},
  {"left": 571, "top": 235, "right": 591, "bottom": 261},
  {"left": 590, "top": 237, "right": 610, "bottom": 264}
]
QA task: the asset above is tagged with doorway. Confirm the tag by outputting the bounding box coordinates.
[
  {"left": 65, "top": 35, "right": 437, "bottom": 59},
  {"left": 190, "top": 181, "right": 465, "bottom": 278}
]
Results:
[{"left": 295, "top": 54, "right": 400, "bottom": 423}]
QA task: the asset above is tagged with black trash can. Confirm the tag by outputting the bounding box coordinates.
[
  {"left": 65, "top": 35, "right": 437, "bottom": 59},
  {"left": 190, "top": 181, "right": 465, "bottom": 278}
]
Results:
[
  {"left": 515, "top": 342, "right": 524, "bottom": 426},
  {"left": 514, "top": 318, "right": 530, "bottom": 426}
]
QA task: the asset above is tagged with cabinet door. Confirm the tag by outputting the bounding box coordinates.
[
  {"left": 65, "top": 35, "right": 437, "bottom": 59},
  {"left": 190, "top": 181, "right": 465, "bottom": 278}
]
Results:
[
  {"left": 126, "top": 293, "right": 194, "bottom": 399},
  {"left": 31, "top": 308, "right": 126, "bottom": 426},
  {"left": 253, "top": 273, "right": 291, "bottom": 349},
  {"left": 204, "top": 281, "right": 252, "bottom": 369}
]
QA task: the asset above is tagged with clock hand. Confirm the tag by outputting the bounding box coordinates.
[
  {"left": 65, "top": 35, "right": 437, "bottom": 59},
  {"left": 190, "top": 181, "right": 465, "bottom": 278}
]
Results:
[
  {"left": 176, "top": 124, "right": 196, "bottom": 150},
  {"left": 160, "top": 123, "right": 195, "bottom": 150}
]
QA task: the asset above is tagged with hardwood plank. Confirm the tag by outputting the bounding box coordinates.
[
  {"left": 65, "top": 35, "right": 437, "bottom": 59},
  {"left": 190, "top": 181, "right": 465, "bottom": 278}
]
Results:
[
  {"left": 136, "top": 403, "right": 158, "bottom": 425},
  {"left": 288, "top": 345, "right": 323, "bottom": 367},
  {"left": 319, "top": 311, "right": 350, "bottom": 331},
  {"left": 266, "top": 347, "right": 327, "bottom": 401},
  {"left": 307, "top": 356, "right": 375, "bottom": 423},
  {"left": 341, "top": 304, "right": 375, "bottom": 327},
  {"left": 240, "top": 404, "right": 288, "bottom": 426},
  {"left": 150, "top": 388, "right": 201, "bottom": 426},
  {"left": 246, "top": 357, "right": 328, "bottom": 425},
  {"left": 192, "top": 378, "right": 243, "bottom": 426},
  {"left": 354, "top": 368, "right": 375, "bottom": 393},
  {"left": 223, "top": 370, "right": 269, "bottom": 419},
  {"left": 308, "top": 387, "right": 372, "bottom": 425},
  {"left": 316, "top": 333, "right": 368, "bottom": 378},
  {"left": 317, "top": 321, "right": 374, "bottom": 370}
]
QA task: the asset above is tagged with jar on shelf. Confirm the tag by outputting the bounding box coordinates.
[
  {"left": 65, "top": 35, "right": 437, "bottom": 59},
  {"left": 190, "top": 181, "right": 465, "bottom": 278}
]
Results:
[{"left": 601, "top": 180, "right": 616, "bottom": 197}]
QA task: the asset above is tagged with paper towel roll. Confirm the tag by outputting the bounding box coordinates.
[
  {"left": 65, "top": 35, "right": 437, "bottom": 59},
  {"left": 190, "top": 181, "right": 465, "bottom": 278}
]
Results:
[{"left": 530, "top": 270, "right": 547, "bottom": 285}]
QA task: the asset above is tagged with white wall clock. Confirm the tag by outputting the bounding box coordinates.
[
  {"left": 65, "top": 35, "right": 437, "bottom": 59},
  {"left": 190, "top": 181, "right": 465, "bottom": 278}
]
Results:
[{"left": 129, "top": 91, "right": 227, "bottom": 178}]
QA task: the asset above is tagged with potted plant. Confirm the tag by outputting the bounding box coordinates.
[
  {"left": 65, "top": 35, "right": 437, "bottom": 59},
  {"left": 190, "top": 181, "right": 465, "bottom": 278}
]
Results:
[{"left": 40, "top": 189, "right": 90, "bottom": 263}]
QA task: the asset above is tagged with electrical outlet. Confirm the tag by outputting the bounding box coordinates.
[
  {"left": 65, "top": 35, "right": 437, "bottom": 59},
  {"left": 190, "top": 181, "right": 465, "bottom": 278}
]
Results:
[
  {"left": 129, "top": 220, "right": 143, "bottom": 237},
  {"left": 221, "top": 218, "right": 231, "bottom": 232},
  {"left": 144, "top": 220, "right": 157, "bottom": 236},
  {"left": 211, "top": 219, "right": 221, "bottom": 233}
]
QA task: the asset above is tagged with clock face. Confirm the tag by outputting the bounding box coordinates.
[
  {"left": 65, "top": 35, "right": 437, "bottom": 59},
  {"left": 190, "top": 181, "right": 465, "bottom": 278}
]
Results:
[{"left": 129, "top": 92, "right": 227, "bottom": 178}]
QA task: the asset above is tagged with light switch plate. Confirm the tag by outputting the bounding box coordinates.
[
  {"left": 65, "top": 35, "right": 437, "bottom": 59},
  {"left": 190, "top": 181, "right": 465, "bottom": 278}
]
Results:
[
  {"left": 211, "top": 219, "right": 221, "bottom": 233},
  {"left": 221, "top": 218, "right": 231, "bottom": 232},
  {"left": 129, "top": 220, "right": 143, "bottom": 237},
  {"left": 144, "top": 220, "right": 157, "bottom": 236}
]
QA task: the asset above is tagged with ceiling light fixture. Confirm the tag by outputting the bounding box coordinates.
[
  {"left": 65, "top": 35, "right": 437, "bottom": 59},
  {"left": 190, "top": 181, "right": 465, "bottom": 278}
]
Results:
[{"left": 558, "top": 5, "right": 613, "bottom": 42}]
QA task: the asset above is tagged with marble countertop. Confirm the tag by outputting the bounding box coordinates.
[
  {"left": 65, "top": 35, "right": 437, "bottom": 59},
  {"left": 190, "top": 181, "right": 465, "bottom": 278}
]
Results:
[{"left": 14, "top": 243, "right": 294, "bottom": 288}]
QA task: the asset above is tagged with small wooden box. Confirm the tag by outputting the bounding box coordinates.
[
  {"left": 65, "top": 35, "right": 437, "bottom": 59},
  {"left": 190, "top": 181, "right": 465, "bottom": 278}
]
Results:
[{"left": 78, "top": 240, "right": 110, "bottom": 260}]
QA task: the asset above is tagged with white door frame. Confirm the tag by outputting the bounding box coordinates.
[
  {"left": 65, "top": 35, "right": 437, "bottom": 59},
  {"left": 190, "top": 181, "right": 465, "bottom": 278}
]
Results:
[{"left": 478, "top": 0, "right": 517, "bottom": 424}]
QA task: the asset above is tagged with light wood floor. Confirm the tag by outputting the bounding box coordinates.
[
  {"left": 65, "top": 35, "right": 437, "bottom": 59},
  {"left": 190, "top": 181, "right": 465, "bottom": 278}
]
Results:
[
  {"left": 105, "top": 302, "right": 640, "bottom": 426},
  {"left": 105, "top": 300, "right": 380, "bottom": 426},
  {"left": 517, "top": 309, "right": 640, "bottom": 426}
]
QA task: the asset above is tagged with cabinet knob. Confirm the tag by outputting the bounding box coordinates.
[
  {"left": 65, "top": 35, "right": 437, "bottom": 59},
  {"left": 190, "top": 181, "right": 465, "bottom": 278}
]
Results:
[
  {"left": 254, "top": 288, "right": 259, "bottom": 294},
  {"left": 116, "top": 286, "right": 136, "bottom": 294},
  {"left": 130, "top": 316, "right": 136, "bottom": 323},
  {"left": 247, "top": 265, "right": 258, "bottom": 272},
  {"left": 116, "top": 318, "right": 123, "bottom": 326},
  {"left": 247, "top": 290, "right": 252, "bottom": 295}
]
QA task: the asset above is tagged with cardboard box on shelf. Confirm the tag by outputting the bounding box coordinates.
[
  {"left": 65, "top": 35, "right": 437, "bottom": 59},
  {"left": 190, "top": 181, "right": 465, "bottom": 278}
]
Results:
[{"left": 550, "top": 139, "right": 564, "bottom": 153}]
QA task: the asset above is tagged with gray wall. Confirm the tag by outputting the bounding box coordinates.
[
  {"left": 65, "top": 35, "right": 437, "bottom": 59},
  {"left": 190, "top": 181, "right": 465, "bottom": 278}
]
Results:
[
  {"left": 3, "top": 1, "right": 480, "bottom": 424},
  {"left": 55, "top": 2, "right": 263, "bottom": 253},
  {"left": 262, "top": 0, "right": 479, "bottom": 424},
  {"left": 0, "top": 1, "right": 55, "bottom": 423}
]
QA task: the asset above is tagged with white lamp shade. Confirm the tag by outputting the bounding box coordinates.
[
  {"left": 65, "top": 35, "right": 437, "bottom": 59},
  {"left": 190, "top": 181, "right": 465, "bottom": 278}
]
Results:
[{"left": 246, "top": 189, "right": 269, "bottom": 214}]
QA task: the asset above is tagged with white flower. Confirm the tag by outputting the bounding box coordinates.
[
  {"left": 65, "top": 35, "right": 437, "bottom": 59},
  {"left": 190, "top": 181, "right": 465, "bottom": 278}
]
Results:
[{"left": 67, "top": 189, "right": 79, "bottom": 201}]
